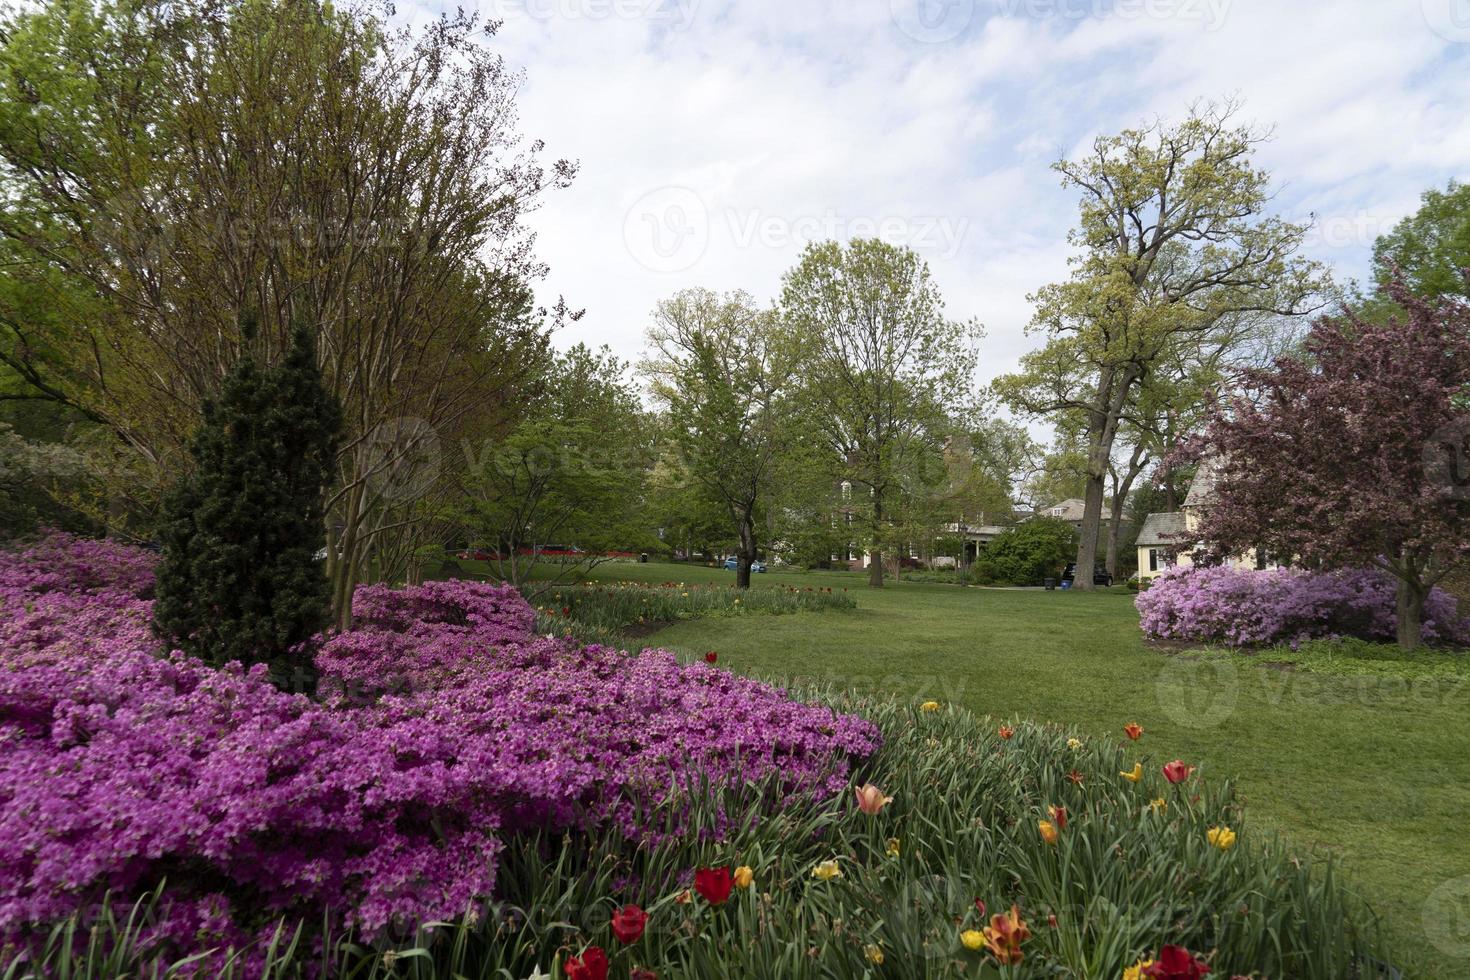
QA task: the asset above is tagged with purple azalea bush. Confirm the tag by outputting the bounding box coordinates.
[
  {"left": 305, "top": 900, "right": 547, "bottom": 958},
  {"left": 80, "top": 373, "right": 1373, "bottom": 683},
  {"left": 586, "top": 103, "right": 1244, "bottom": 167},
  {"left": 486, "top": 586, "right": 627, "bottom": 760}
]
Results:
[
  {"left": 0, "top": 533, "right": 879, "bottom": 956},
  {"left": 1136, "top": 564, "right": 1470, "bottom": 648}
]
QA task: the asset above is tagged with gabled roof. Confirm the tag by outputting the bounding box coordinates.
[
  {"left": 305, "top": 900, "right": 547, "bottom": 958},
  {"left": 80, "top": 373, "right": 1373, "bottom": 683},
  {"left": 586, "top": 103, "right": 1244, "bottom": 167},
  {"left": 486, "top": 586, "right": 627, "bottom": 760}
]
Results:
[
  {"left": 1137, "top": 511, "right": 1188, "bottom": 547},
  {"left": 1183, "top": 456, "right": 1223, "bottom": 509},
  {"left": 1043, "top": 498, "right": 1088, "bottom": 521}
]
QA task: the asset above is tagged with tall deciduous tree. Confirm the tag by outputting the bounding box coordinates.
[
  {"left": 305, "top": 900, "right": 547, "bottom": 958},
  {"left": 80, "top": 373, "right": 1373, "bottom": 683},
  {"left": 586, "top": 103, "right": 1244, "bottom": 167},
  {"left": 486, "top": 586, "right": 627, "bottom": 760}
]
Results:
[
  {"left": 641, "top": 289, "right": 791, "bottom": 588},
  {"left": 153, "top": 320, "right": 342, "bottom": 688},
  {"left": 993, "top": 102, "right": 1324, "bottom": 589},
  {"left": 1371, "top": 180, "right": 1470, "bottom": 305},
  {"left": 0, "top": 0, "right": 571, "bottom": 624},
  {"left": 1200, "top": 281, "right": 1470, "bottom": 649},
  {"left": 780, "top": 239, "right": 980, "bottom": 587}
]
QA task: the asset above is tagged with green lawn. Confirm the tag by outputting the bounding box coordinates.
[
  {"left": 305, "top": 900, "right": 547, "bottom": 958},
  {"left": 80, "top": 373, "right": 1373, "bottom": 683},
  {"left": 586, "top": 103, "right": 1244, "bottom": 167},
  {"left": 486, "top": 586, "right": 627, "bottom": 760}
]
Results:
[{"left": 550, "top": 560, "right": 1470, "bottom": 978}]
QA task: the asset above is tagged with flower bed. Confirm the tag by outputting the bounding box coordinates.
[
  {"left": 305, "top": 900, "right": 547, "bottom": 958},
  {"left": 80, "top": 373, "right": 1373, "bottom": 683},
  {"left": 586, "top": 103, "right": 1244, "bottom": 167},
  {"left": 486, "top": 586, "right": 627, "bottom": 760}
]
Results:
[
  {"left": 1136, "top": 564, "right": 1470, "bottom": 648},
  {"left": 0, "top": 534, "right": 878, "bottom": 963}
]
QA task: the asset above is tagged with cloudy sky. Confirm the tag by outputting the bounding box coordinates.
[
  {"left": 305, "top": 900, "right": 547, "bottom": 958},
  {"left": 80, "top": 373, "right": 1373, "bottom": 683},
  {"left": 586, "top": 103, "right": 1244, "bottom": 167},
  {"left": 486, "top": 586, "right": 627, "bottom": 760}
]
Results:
[{"left": 422, "top": 0, "right": 1470, "bottom": 390}]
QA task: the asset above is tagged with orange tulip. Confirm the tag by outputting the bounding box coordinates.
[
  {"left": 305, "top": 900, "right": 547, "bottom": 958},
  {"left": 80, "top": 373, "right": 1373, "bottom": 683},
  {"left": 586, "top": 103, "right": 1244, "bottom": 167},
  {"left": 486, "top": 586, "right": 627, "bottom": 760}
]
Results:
[
  {"left": 998, "top": 725, "right": 1015, "bottom": 740},
  {"left": 982, "top": 905, "right": 1031, "bottom": 966},
  {"left": 853, "top": 783, "right": 893, "bottom": 815},
  {"left": 1038, "top": 819, "right": 1058, "bottom": 845},
  {"left": 1123, "top": 722, "right": 1144, "bottom": 741}
]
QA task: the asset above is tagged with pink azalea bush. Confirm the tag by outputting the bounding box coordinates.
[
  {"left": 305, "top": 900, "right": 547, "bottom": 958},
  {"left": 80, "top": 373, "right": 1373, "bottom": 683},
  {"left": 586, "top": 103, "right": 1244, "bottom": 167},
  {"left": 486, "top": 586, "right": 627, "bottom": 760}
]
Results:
[
  {"left": 1136, "top": 564, "right": 1470, "bottom": 648},
  {"left": 0, "top": 534, "right": 878, "bottom": 957}
]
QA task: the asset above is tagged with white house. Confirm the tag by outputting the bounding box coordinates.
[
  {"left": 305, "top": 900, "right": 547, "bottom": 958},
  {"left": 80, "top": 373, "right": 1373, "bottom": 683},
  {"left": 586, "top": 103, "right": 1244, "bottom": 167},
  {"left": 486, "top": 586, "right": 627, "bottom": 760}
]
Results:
[{"left": 1135, "top": 457, "right": 1285, "bottom": 581}]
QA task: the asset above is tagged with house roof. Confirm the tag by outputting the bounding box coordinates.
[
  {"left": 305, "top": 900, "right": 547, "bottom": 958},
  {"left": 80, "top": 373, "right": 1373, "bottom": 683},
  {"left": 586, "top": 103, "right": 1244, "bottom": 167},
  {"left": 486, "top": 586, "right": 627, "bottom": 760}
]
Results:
[
  {"left": 1137, "top": 511, "right": 1188, "bottom": 547},
  {"left": 1042, "top": 498, "right": 1088, "bottom": 521},
  {"left": 1183, "top": 456, "right": 1223, "bottom": 509}
]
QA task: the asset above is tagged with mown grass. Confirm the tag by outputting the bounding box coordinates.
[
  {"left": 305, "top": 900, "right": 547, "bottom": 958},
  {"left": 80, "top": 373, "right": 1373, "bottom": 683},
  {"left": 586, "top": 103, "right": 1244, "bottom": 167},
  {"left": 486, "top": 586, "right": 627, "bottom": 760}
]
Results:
[{"left": 559, "top": 560, "right": 1470, "bottom": 979}]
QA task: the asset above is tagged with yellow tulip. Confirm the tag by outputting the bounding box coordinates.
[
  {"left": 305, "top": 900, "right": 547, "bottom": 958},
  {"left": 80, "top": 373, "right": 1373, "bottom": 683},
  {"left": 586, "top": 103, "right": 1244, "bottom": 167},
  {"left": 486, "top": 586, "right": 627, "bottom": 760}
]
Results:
[
  {"left": 811, "top": 859, "right": 842, "bottom": 881},
  {"left": 1067, "top": 737, "right": 1083, "bottom": 750},
  {"left": 1149, "top": 798, "right": 1168, "bottom": 814},
  {"left": 920, "top": 700, "right": 941, "bottom": 712},
  {"left": 1123, "top": 958, "right": 1155, "bottom": 980},
  {"left": 1120, "top": 762, "right": 1143, "bottom": 783},
  {"left": 864, "top": 944, "right": 884, "bottom": 965},
  {"left": 960, "top": 929, "right": 986, "bottom": 951},
  {"left": 1038, "top": 819, "right": 1059, "bottom": 845},
  {"left": 885, "top": 837, "right": 901, "bottom": 858},
  {"left": 1207, "top": 825, "right": 1238, "bottom": 851},
  {"left": 733, "top": 865, "right": 754, "bottom": 889}
]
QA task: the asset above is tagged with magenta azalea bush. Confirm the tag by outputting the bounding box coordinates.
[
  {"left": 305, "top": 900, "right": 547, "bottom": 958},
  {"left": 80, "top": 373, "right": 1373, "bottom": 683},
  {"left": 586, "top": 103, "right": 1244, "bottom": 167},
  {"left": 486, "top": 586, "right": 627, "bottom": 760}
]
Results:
[
  {"left": 0, "top": 533, "right": 878, "bottom": 957},
  {"left": 1136, "top": 564, "right": 1470, "bottom": 648}
]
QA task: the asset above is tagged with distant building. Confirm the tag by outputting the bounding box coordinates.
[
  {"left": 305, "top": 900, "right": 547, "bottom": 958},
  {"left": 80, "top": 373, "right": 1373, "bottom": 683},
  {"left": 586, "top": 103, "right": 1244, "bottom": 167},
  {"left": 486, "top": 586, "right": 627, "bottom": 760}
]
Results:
[{"left": 1136, "top": 457, "right": 1285, "bottom": 581}]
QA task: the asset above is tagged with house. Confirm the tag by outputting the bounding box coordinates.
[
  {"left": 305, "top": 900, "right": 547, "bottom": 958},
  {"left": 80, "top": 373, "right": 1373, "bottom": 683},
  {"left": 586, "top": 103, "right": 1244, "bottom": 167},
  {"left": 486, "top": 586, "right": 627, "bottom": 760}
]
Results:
[
  {"left": 1135, "top": 457, "right": 1285, "bottom": 581},
  {"left": 1041, "top": 498, "right": 1089, "bottom": 525}
]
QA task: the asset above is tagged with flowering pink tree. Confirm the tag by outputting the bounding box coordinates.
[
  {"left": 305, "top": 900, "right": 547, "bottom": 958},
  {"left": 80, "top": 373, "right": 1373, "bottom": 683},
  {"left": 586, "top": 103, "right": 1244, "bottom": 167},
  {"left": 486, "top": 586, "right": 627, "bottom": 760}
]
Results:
[{"left": 1200, "top": 280, "right": 1470, "bottom": 648}]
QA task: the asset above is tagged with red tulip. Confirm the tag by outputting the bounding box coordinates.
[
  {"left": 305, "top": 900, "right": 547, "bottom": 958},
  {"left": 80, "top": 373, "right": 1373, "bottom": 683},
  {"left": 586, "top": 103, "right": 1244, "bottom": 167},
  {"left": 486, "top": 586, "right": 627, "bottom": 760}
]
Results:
[
  {"left": 694, "top": 866, "right": 733, "bottom": 905},
  {"left": 1142, "top": 944, "right": 1210, "bottom": 979},
  {"left": 974, "top": 898, "right": 987, "bottom": 917},
  {"left": 1047, "top": 805, "right": 1068, "bottom": 830},
  {"left": 704, "top": 651, "right": 718, "bottom": 664},
  {"left": 630, "top": 970, "right": 659, "bottom": 980},
  {"left": 610, "top": 904, "right": 648, "bottom": 944},
  {"left": 1162, "top": 760, "right": 1195, "bottom": 784},
  {"left": 565, "top": 946, "right": 609, "bottom": 980},
  {"left": 1066, "top": 769, "right": 1085, "bottom": 785}
]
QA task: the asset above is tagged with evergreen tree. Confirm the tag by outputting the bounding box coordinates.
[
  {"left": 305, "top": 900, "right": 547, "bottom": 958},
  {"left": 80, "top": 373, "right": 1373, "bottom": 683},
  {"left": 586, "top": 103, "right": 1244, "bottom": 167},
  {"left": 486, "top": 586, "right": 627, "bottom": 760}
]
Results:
[{"left": 153, "top": 319, "right": 342, "bottom": 690}]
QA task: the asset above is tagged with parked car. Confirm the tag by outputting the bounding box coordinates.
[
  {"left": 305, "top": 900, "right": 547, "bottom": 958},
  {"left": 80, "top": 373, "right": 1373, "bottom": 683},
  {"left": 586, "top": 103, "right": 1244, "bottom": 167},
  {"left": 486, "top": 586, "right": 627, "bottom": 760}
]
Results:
[
  {"left": 723, "top": 557, "right": 767, "bottom": 573},
  {"left": 1062, "top": 562, "right": 1113, "bottom": 587}
]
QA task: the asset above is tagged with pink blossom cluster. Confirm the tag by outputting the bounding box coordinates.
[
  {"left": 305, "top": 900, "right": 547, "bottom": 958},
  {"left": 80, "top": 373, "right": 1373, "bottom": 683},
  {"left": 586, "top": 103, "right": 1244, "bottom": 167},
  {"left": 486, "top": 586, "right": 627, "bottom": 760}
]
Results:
[
  {"left": 1136, "top": 564, "right": 1470, "bottom": 647},
  {"left": 0, "top": 535, "right": 879, "bottom": 958}
]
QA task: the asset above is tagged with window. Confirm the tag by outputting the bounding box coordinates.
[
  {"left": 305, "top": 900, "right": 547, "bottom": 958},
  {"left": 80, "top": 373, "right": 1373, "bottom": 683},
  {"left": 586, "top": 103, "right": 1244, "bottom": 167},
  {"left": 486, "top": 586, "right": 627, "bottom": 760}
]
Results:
[{"left": 1148, "top": 548, "right": 1160, "bottom": 572}]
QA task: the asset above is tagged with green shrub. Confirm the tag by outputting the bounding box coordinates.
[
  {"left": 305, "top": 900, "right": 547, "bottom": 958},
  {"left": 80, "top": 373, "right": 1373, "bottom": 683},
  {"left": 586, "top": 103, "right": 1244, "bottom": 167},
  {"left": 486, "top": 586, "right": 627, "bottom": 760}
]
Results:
[
  {"left": 10, "top": 694, "right": 1388, "bottom": 979},
  {"left": 980, "top": 518, "right": 1076, "bottom": 586},
  {"left": 153, "top": 321, "right": 341, "bottom": 689},
  {"left": 967, "top": 559, "right": 999, "bottom": 586}
]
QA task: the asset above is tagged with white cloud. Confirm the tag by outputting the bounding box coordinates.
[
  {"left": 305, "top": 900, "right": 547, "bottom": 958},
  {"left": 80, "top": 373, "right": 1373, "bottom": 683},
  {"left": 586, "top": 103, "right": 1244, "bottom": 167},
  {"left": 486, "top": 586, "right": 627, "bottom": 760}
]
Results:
[{"left": 411, "top": 0, "right": 1470, "bottom": 402}]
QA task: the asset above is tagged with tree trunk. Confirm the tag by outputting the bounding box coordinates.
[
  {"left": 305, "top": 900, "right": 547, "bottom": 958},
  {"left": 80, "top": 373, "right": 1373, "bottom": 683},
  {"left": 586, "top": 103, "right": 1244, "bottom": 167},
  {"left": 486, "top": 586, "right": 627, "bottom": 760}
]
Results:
[
  {"left": 736, "top": 508, "right": 755, "bottom": 590},
  {"left": 1074, "top": 474, "right": 1106, "bottom": 591},
  {"left": 1105, "top": 501, "right": 1122, "bottom": 580},
  {"left": 1073, "top": 366, "right": 1136, "bottom": 591},
  {"left": 868, "top": 492, "right": 884, "bottom": 588},
  {"left": 1396, "top": 576, "right": 1426, "bottom": 650},
  {"left": 1106, "top": 442, "right": 1149, "bottom": 580},
  {"left": 331, "top": 480, "right": 365, "bottom": 631}
]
